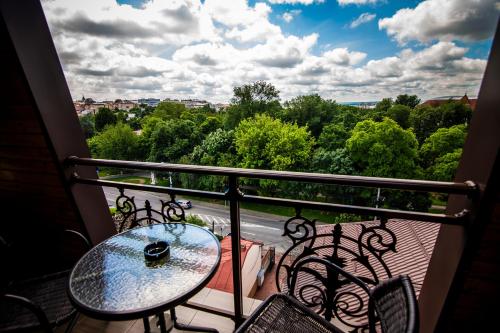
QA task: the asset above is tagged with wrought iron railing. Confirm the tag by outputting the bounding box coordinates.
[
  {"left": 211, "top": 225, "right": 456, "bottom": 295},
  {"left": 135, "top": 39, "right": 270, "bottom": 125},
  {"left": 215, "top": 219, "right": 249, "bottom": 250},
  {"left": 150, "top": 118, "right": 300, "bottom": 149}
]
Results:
[{"left": 66, "top": 156, "right": 478, "bottom": 330}]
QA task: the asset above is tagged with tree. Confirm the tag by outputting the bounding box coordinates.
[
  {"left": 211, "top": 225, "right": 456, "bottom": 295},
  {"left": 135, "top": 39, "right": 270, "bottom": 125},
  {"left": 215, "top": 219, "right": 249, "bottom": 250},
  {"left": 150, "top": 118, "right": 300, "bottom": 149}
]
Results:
[
  {"left": 317, "top": 123, "right": 349, "bottom": 151},
  {"left": 410, "top": 102, "right": 472, "bottom": 144},
  {"left": 419, "top": 125, "right": 467, "bottom": 168},
  {"left": 79, "top": 114, "right": 95, "bottom": 138},
  {"left": 346, "top": 118, "right": 419, "bottom": 179},
  {"left": 152, "top": 101, "right": 188, "bottom": 120},
  {"left": 235, "top": 114, "right": 314, "bottom": 193},
  {"left": 94, "top": 107, "right": 117, "bottom": 131},
  {"left": 395, "top": 94, "right": 420, "bottom": 108},
  {"left": 224, "top": 81, "right": 282, "bottom": 129},
  {"left": 371, "top": 98, "right": 393, "bottom": 120},
  {"left": 199, "top": 116, "right": 222, "bottom": 135},
  {"left": 427, "top": 149, "right": 462, "bottom": 181},
  {"left": 148, "top": 119, "right": 201, "bottom": 163},
  {"left": 281, "top": 94, "right": 338, "bottom": 138},
  {"left": 191, "top": 129, "right": 236, "bottom": 167},
  {"left": 88, "top": 123, "right": 138, "bottom": 160},
  {"left": 346, "top": 118, "right": 429, "bottom": 210},
  {"left": 386, "top": 104, "right": 411, "bottom": 129},
  {"left": 235, "top": 114, "right": 314, "bottom": 171}
]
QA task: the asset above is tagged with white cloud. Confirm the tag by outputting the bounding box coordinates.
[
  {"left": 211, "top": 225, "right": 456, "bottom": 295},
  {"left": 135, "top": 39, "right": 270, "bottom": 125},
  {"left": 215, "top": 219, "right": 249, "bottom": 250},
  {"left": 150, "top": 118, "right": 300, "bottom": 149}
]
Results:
[
  {"left": 350, "top": 12, "right": 376, "bottom": 28},
  {"left": 338, "top": 0, "right": 380, "bottom": 6},
  {"left": 282, "top": 9, "right": 302, "bottom": 23},
  {"left": 42, "top": 0, "right": 489, "bottom": 103},
  {"left": 323, "top": 48, "right": 367, "bottom": 66},
  {"left": 379, "top": 0, "right": 499, "bottom": 44},
  {"left": 269, "top": 0, "right": 324, "bottom": 4}
]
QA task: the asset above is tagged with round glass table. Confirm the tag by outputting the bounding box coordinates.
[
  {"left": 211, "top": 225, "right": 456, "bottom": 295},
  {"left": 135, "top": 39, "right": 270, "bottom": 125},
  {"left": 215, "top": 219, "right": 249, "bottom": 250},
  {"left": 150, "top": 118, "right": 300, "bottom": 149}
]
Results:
[{"left": 69, "top": 223, "right": 221, "bottom": 332}]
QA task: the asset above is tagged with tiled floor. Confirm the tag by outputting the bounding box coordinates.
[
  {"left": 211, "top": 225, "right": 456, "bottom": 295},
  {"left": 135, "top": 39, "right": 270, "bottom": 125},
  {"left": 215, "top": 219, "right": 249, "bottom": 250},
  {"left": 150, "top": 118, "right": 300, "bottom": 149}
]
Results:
[{"left": 66, "top": 306, "right": 235, "bottom": 333}]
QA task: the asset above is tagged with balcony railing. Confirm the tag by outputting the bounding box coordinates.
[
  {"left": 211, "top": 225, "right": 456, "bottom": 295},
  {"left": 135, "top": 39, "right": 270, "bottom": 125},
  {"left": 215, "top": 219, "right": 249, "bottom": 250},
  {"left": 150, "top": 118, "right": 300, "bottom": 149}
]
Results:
[{"left": 66, "top": 156, "right": 478, "bottom": 330}]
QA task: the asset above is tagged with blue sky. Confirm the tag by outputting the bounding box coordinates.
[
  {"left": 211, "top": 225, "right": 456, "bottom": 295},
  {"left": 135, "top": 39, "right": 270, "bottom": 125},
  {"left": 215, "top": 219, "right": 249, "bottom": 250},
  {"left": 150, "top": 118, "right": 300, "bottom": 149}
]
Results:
[{"left": 42, "top": 0, "right": 499, "bottom": 102}]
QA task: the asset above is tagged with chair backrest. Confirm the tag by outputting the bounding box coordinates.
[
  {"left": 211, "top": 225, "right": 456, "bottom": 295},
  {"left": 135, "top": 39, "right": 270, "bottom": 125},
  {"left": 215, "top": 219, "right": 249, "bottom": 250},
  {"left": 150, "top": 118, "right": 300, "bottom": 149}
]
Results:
[{"left": 369, "top": 275, "right": 419, "bottom": 333}]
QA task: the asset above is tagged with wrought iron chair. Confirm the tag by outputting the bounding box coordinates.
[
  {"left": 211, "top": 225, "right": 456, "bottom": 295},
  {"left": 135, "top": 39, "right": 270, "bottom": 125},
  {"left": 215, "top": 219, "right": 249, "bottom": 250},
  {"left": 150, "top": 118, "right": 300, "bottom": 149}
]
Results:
[
  {"left": 236, "top": 257, "right": 419, "bottom": 333},
  {"left": 0, "top": 228, "right": 91, "bottom": 333}
]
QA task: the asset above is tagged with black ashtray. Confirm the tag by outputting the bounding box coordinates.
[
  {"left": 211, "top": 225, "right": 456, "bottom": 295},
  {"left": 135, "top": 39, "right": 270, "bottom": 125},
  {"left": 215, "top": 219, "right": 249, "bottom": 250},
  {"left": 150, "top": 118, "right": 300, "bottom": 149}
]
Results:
[{"left": 144, "top": 241, "right": 170, "bottom": 262}]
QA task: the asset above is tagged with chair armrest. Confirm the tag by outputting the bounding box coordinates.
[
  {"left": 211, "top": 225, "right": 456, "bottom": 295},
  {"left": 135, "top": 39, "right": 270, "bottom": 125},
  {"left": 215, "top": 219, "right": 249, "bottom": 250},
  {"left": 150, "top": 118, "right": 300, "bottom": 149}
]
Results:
[
  {"left": 64, "top": 229, "right": 91, "bottom": 250},
  {"left": 2, "top": 293, "right": 52, "bottom": 333}
]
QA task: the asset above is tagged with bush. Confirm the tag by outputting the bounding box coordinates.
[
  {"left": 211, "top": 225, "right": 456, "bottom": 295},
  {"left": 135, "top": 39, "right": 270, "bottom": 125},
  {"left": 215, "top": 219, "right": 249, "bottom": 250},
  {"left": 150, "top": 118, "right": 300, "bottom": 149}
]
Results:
[{"left": 185, "top": 214, "right": 207, "bottom": 227}]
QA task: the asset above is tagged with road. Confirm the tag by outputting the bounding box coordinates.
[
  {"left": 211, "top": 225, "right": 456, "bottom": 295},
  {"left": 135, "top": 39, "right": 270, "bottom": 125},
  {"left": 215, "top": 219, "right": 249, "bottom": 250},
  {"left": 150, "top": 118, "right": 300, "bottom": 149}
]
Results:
[{"left": 103, "top": 187, "right": 294, "bottom": 252}]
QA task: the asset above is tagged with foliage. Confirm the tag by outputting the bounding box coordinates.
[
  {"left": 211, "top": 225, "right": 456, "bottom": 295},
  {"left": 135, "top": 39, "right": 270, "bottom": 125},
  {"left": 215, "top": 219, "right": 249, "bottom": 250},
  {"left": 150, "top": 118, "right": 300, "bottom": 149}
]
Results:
[
  {"left": 95, "top": 107, "right": 117, "bottom": 132},
  {"left": 386, "top": 104, "right": 411, "bottom": 129},
  {"left": 88, "top": 123, "right": 138, "bottom": 160},
  {"left": 346, "top": 118, "right": 420, "bottom": 179},
  {"left": 395, "top": 94, "right": 420, "bottom": 108},
  {"left": 318, "top": 123, "right": 349, "bottom": 151},
  {"left": 224, "top": 81, "right": 282, "bottom": 129},
  {"left": 410, "top": 102, "right": 472, "bottom": 143},
  {"left": 281, "top": 94, "right": 338, "bottom": 138},
  {"left": 235, "top": 114, "right": 314, "bottom": 171},
  {"left": 372, "top": 98, "right": 393, "bottom": 120},
  {"left": 152, "top": 101, "right": 188, "bottom": 120},
  {"left": 200, "top": 116, "right": 223, "bottom": 134},
  {"left": 235, "top": 114, "right": 315, "bottom": 193},
  {"left": 419, "top": 125, "right": 467, "bottom": 168},
  {"left": 148, "top": 119, "right": 201, "bottom": 163},
  {"left": 79, "top": 114, "right": 95, "bottom": 138},
  {"left": 185, "top": 214, "right": 207, "bottom": 227},
  {"left": 427, "top": 149, "right": 462, "bottom": 181}
]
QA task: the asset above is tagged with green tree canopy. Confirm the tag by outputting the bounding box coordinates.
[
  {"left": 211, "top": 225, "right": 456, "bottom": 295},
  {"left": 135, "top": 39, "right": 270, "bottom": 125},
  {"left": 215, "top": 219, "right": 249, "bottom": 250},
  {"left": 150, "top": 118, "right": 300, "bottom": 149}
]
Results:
[
  {"left": 317, "top": 123, "right": 349, "bottom": 151},
  {"left": 386, "top": 104, "right": 411, "bottom": 129},
  {"left": 191, "top": 129, "right": 236, "bottom": 167},
  {"left": 395, "top": 94, "right": 420, "bottom": 108},
  {"left": 88, "top": 123, "right": 138, "bottom": 160},
  {"left": 152, "top": 101, "right": 188, "bottom": 120},
  {"left": 95, "top": 107, "right": 117, "bottom": 132},
  {"left": 427, "top": 148, "right": 462, "bottom": 181},
  {"left": 224, "top": 81, "right": 282, "bottom": 129},
  {"left": 419, "top": 124, "right": 467, "bottom": 168},
  {"left": 148, "top": 119, "right": 201, "bottom": 163},
  {"left": 235, "top": 114, "right": 315, "bottom": 171},
  {"left": 346, "top": 118, "right": 419, "bottom": 179},
  {"left": 410, "top": 102, "right": 472, "bottom": 143},
  {"left": 281, "top": 94, "right": 338, "bottom": 138}
]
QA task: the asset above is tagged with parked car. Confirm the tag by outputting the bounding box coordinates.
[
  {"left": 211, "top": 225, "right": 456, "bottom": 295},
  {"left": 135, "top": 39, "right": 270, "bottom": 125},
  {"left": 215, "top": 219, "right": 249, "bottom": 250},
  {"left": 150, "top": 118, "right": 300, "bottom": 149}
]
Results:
[{"left": 176, "top": 200, "right": 192, "bottom": 209}]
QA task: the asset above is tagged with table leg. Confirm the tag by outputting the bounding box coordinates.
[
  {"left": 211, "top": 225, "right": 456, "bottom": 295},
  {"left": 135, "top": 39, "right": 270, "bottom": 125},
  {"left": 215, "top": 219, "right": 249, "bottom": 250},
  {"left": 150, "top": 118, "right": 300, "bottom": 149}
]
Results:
[
  {"left": 142, "top": 317, "right": 151, "bottom": 333},
  {"left": 170, "top": 307, "right": 219, "bottom": 333},
  {"left": 157, "top": 313, "right": 168, "bottom": 333}
]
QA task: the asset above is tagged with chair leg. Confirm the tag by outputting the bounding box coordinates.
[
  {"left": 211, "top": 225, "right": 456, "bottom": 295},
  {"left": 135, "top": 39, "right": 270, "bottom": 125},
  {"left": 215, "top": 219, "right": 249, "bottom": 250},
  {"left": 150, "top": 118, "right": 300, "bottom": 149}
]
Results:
[{"left": 64, "top": 312, "right": 80, "bottom": 333}]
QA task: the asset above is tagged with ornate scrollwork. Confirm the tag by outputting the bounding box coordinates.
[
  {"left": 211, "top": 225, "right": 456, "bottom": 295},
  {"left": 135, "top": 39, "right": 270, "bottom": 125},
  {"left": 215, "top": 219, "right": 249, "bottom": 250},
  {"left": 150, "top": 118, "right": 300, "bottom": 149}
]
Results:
[
  {"left": 114, "top": 188, "right": 186, "bottom": 232},
  {"left": 276, "top": 213, "right": 397, "bottom": 332}
]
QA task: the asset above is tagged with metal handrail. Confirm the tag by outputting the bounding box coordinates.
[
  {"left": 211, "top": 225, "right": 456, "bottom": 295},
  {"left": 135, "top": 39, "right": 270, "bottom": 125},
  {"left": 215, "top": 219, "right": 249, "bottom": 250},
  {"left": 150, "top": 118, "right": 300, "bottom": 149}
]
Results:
[
  {"left": 66, "top": 156, "right": 478, "bottom": 327},
  {"left": 66, "top": 156, "right": 478, "bottom": 195}
]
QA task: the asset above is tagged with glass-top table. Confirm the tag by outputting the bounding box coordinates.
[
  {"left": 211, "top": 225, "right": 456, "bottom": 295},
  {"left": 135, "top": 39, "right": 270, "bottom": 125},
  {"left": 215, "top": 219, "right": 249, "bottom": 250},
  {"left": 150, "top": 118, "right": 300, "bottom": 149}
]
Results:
[{"left": 68, "top": 223, "right": 221, "bottom": 332}]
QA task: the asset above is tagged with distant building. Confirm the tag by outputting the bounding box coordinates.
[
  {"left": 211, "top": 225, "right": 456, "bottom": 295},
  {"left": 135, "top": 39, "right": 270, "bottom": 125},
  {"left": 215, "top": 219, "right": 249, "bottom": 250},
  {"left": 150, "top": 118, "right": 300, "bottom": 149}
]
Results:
[
  {"left": 113, "top": 99, "right": 137, "bottom": 111},
  {"left": 138, "top": 98, "right": 161, "bottom": 107},
  {"left": 181, "top": 99, "right": 209, "bottom": 109},
  {"left": 421, "top": 94, "right": 477, "bottom": 111}
]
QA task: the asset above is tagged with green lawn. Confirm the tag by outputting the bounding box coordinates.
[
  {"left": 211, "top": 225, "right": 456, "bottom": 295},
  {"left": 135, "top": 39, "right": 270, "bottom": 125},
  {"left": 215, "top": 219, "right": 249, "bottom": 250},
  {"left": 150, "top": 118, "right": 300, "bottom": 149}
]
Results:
[{"left": 108, "top": 176, "right": 151, "bottom": 185}]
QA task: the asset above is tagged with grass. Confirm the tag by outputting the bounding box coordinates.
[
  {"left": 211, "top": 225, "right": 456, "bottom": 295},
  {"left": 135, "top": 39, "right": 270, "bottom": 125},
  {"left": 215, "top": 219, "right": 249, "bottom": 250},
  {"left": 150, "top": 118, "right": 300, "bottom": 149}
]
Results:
[{"left": 109, "top": 176, "right": 151, "bottom": 185}]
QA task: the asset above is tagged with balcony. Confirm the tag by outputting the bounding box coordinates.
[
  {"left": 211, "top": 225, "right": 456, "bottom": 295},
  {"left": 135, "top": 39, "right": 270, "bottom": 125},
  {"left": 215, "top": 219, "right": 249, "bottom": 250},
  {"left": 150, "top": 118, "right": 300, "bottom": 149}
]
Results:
[
  {"left": 1, "top": 2, "right": 500, "bottom": 333},
  {"left": 60, "top": 156, "right": 477, "bottom": 332}
]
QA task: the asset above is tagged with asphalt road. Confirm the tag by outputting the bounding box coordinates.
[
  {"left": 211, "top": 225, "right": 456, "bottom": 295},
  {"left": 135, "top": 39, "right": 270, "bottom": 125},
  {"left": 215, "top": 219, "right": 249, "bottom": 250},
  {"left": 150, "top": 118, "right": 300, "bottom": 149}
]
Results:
[{"left": 103, "top": 187, "right": 294, "bottom": 252}]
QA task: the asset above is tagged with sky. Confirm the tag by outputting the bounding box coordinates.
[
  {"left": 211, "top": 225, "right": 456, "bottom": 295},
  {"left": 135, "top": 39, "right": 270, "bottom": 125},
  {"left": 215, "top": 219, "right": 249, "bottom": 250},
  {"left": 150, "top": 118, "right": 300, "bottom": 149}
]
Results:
[{"left": 41, "top": 0, "right": 500, "bottom": 103}]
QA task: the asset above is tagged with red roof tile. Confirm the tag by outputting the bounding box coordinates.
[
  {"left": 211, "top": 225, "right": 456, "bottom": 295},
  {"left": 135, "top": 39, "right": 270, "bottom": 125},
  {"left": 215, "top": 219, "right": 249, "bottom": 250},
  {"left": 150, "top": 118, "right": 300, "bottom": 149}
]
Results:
[{"left": 206, "top": 236, "right": 256, "bottom": 293}]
